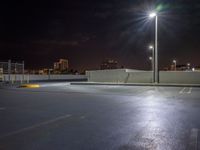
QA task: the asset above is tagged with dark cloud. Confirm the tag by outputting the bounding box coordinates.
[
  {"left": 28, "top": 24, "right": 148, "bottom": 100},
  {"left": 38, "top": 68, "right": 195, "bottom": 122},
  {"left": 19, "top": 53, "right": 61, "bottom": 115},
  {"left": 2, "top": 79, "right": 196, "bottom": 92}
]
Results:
[
  {"left": 33, "top": 40, "right": 80, "bottom": 46},
  {"left": 94, "top": 11, "right": 112, "bottom": 19}
]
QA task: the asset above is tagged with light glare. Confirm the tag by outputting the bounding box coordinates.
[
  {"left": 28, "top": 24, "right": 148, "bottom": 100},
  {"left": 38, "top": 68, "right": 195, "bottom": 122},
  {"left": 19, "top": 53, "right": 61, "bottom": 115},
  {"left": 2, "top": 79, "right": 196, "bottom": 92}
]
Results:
[
  {"left": 149, "top": 45, "right": 154, "bottom": 49},
  {"left": 149, "top": 12, "right": 157, "bottom": 18}
]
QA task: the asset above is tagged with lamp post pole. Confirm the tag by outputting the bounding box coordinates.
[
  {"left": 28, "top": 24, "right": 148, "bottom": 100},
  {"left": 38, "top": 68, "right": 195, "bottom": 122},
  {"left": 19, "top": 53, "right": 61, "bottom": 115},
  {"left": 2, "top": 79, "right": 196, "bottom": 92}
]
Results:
[
  {"left": 149, "top": 45, "right": 155, "bottom": 83},
  {"left": 187, "top": 63, "right": 190, "bottom": 70},
  {"left": 149, "top": 12, "right": 158, "bottom": 83},
  {"left": 154, "top": 15, "right": 158, "bottom": 83},
  {"left": 173, "top": 60, "right": 177, "bottom": 71}
]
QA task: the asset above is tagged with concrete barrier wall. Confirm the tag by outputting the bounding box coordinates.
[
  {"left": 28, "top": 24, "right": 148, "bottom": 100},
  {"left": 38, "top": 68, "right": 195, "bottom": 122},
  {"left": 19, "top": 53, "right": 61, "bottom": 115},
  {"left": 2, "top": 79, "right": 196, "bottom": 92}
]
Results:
[
  {"left": 86, "top": 69, "right": 128, "bottom": 83},
  {"left": 86, "top": 69, "right": 153, "bottom": 83},
  {"left": 127, "top": 72, "right": 153, "bottom": 83},
  {"left": 3, "top": 70, "right": 200, "bottom": 84},
  {"left": 160, "top": 71, "right": 200, "bottom": 84},
  {"left": 86, "top": 69, "right": 200, "bottom": 84},
  {"left": 3, "top": 74, "right": 87, "bottom": 82}
]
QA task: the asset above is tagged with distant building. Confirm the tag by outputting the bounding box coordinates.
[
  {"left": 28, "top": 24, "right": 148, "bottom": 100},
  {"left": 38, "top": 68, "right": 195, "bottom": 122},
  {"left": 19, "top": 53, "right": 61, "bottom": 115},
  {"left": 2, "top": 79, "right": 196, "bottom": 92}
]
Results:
[
  {"left": 38, "top": 69, "right": 45, "bottom": 75},
  {"left": 54, "top": 59, "right": 69, "bottom": 73},
  {"left": 195, "top": 66, "right": 200, "bottom": 71},
  {"left": 170, "top": 64, "right": 190, "bottom": 71},
  {"left": 39, "top": 68, "right": 54, "bottom": 75},
  {"left": 0, "top": 68, "right": 3, "bottom": 81},
  {"left": 54, "top": 62, "right": 60, "bottom": 70},
  {"left": 162, "top": 67, "right": 169, "bottom": 71},
  {"left": 100, "top": 59, "right": 118, "bottom": 70}
]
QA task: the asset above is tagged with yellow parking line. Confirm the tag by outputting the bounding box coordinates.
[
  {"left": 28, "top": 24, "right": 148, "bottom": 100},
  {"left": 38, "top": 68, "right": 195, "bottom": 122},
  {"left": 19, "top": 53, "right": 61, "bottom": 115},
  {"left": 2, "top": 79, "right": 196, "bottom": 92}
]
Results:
[{"left": 19, "top": 84, "right": 40, "bottom": 88}]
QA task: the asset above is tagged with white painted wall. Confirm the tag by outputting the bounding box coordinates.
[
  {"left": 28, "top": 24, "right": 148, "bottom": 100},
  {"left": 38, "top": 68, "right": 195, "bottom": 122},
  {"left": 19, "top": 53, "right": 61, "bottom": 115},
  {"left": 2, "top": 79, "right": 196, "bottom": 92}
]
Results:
[
  {"left": 160, "top": 71, "right": 200, "bottom": 84},
  {"left": 126, "top": 72, "right": 153, "bottom": 83},
  {"left": 86, "top": 69, "right": 128, "bottom": 83},
  {"left": 86, "top": 69, "right": 200, "bottom": 84},
  {"left": 86, "top": 69, "right": 153, "bottom": 83},
  {"left": 3, "top": 70, "right": 200, "bottom": 84}
]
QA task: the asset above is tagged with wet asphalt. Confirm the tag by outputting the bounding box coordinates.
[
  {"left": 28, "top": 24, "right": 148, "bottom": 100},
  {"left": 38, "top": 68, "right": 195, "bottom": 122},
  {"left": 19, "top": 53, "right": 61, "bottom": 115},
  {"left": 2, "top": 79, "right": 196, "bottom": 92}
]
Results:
[{"left": 0, "top": 83, "right": 200, "bottom": 150}]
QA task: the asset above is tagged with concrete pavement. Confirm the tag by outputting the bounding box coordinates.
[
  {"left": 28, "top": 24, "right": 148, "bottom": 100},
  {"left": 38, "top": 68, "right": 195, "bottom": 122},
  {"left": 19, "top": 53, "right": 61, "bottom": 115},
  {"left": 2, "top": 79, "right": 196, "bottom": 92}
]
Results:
[{"left": 0, "top": 83, "right": 200, "bottom": 150}]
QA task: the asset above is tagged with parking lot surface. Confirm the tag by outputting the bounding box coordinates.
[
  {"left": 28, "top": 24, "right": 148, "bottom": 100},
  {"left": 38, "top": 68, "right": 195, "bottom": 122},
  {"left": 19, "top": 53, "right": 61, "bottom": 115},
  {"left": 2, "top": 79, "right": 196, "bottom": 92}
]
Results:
[{"left": 0, "top": 83, "right": 200, "bottom": 150}]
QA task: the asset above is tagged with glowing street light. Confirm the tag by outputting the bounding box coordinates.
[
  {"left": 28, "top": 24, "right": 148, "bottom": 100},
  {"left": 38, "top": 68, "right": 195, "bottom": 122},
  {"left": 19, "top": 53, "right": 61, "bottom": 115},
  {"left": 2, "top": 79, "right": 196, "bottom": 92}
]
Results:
[
  {"left": 149, "top": 45, "right": 154, "bottom": 50},
  {"left": 149, "top": 12, "right": 157, "bottom": 18},
  {"left": 173, "top": 60, "right": 177, "bottom": 71},
  {"left": 149, "top": 12, "right": 158, "bottom": 83}
]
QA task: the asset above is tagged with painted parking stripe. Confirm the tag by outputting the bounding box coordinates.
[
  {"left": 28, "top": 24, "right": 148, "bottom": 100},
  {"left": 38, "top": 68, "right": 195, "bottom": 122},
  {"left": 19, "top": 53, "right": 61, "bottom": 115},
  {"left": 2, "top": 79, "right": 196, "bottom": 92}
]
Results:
[
  {"left": 187, "top": 87, "right": 192, "bottom": 94},
  {"left": 179, "top": 87, "right": 192, "bottom": 94},
  {"left": 0, "top": 114, "right": 72, "bottom": 139},
  {"left": 179, "top": 87, "right": 186, "bottom": 94},
  {"left": 189, "top": 128, "right": 199, "bottom": 150}
]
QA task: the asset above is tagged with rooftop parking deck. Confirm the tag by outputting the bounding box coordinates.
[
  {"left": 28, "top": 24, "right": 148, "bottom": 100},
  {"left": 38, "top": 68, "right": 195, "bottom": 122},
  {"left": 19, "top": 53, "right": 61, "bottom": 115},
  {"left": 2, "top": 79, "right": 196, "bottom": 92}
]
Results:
[{"left": 0, "top": 82, "right": 200, "bottom": 150}]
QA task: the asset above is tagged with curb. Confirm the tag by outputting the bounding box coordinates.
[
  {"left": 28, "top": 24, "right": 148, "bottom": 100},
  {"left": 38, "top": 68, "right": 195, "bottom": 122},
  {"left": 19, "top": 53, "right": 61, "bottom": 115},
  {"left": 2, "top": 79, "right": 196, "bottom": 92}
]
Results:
[{"left": 70, "top": 82, "right": 200, "bottom": 87}]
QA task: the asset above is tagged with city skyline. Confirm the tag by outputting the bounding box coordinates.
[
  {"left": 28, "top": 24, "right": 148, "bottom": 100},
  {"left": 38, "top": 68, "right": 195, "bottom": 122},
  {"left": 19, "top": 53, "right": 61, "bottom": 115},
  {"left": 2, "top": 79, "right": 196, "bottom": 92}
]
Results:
[{"left": 1, "top": 0, "right": 200, "bottom": 71}]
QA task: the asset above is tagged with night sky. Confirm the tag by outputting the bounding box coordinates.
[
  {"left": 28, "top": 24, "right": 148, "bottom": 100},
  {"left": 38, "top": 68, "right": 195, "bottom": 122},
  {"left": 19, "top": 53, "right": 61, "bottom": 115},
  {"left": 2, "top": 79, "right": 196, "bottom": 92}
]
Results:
[{"left": 1, "top": 0, "right": 200, "bottom": 71}]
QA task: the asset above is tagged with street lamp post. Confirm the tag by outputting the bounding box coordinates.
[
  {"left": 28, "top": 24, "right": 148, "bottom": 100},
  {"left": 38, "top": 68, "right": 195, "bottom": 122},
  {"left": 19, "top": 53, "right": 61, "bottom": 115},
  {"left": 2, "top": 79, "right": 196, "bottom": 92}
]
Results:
[
  {"left": 187, "top": 63, "right": 190, "bottom": 70},
  {"left": 173, "top": 60, "right": 177, "bottom": 71},
  {"left": 149, "top": 45, "right": 155, "bottom": 83},
  {"left": 149, "top": 56, "right": 153, "bottom": 65},
  {"left": 149, "top": 12, "right": 158, "bottom": 83}
]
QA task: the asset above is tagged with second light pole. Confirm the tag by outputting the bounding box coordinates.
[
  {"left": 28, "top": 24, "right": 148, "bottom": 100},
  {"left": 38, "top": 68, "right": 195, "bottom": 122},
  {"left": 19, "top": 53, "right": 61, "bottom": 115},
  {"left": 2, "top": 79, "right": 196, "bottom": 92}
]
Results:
[
  {"left": 149, "top": 12, "right": 158, "bottom": 83},
  {"left": 173, "top": 60, "right": 177, "bottom": 71},
  {"left": 149, "top": 45, "right": 155, "bottom": 83}
]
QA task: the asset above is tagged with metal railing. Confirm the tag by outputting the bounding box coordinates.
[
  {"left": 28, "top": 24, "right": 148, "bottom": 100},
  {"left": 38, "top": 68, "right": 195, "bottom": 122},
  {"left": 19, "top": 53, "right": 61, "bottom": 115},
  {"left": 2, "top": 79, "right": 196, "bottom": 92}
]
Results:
[{"left": 0, "top": 60, "right": 25, "bottom": 83}]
